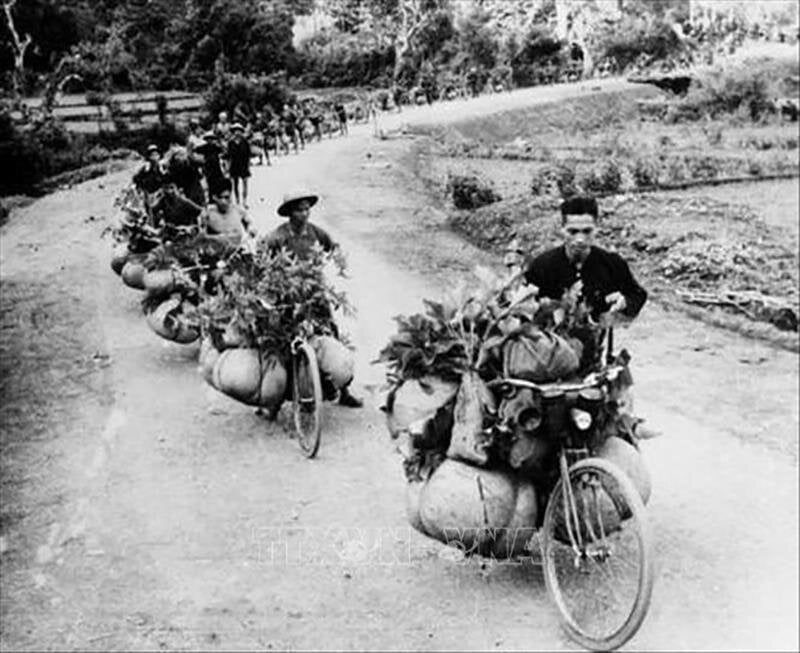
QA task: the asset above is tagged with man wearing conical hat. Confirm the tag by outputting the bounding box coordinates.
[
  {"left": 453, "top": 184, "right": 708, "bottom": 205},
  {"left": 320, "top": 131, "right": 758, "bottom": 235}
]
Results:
[
  {"left": 262, "top": 191, "right": 363, "bottom": 408},
  {"left": 264, "top": 190, "right": 334, "bottom": 259}
]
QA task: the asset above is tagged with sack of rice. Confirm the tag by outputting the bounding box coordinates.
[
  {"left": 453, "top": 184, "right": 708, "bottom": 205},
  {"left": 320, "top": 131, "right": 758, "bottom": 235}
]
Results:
[
  {"left": 551, "top": 438, "right": 650, "bottom": 543},
  {"left": 493, "top": 480, "right": 539, "bottom": 558},
  {"left": 418, "top": 459, "right": 538, "bottom": 558},
  {"left": 596, "top": 436, "right": 651, "bottom": 505},
  {"left": 221, "top": 322, "right": 247, "bottom": 349},
  {"left": 311, "top": 335, "right": 355, "bottom": 389},
  {"left": 146, "top": 298, "right": 199, "bottom": 344},
  {"left": 198, "top": 336, "right": 221, "bottom": 386},
  {"left": 502, "top": 326, "right": 580, "bottom": 382},
  {"left": 382, "top": 376, "right": 459, "bottom": 448},
  {"left": 446, "top": 371, "right": 494, "bottom": 466},
  {"left": 110, "top": 242, "right": 130, "bottom": 276},
  {"left": 211, "top": 348, "right": 287, "bottom": 409},
  {"left": 405, "top": 480, "right": 427, "bottom": 535},
  {"left": 143, "top": 268, "right": 177, "bottom": 295},
  {"left": 121, "top": 257, "right": 147, "bottom": 290}
]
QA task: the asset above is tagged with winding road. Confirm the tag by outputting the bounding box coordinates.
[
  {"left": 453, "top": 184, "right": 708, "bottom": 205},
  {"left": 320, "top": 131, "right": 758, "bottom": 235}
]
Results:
[{"left": 1, "top": 78, "right": 797, "bottom": 651}]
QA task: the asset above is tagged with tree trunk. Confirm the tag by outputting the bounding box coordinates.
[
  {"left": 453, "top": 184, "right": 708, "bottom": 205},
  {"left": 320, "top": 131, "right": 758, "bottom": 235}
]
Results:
[{"left": 2, "top": 0, "right": 32, "bottom": 99}]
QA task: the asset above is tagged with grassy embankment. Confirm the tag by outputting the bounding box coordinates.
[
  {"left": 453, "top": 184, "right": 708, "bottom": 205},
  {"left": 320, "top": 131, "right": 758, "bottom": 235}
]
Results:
[{"left": 412, "top": 86, "right": 800, "bottom": 349}]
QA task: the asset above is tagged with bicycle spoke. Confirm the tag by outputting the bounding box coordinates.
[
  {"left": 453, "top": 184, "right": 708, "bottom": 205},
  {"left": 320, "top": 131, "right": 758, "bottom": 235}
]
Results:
[{"left": 543, "top": 460, "right": 653, "bottom": 650}]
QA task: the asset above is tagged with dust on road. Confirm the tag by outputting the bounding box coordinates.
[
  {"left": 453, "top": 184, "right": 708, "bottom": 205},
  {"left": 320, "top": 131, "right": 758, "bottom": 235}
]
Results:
[{"left": 1, "top": 80, "right": 797, "bottom": 651}]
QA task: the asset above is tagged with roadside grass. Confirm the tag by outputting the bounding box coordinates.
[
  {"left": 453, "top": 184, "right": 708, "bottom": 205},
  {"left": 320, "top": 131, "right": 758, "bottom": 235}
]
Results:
[{"left": 411, "top": 87, "right": 800, "bottom": 346}]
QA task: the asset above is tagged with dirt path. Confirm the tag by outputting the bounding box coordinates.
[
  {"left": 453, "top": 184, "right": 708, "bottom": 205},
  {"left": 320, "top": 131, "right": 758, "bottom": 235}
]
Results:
[{"left": 1, "top": 80, "right": 798, "bottom": 651}]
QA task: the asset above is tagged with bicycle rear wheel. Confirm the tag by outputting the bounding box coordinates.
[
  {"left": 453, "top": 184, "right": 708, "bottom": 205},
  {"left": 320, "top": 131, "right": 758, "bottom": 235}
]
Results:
[
  {"left": 541, "top": 457, "right": 654, "bottom": 651},
  {"left": 292, "top": 342, "right": 322, "bottom": 458}
]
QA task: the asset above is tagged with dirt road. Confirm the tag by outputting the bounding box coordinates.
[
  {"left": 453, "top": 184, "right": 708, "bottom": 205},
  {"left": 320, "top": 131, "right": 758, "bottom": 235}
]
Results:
[{"left": 1, "top": 79, "right": 798, "bottom": 651}]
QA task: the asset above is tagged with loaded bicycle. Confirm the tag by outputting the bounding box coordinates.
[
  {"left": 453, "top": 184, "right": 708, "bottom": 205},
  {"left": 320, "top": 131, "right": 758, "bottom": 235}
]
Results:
[{"left": 487, "top": 340, "right": 654, "bottom": 651}]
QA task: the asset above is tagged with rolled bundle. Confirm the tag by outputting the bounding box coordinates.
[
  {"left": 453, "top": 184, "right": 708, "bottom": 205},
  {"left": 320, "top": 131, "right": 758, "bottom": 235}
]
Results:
[
  {"left": 121, "top": 256, "right": 147, "bottom": 290},
  {"left": 596, "top": 436, "right": 651, "bottom": 505},
  {"left": 310, "top": 335, "right": 355, "bottom": 389},
  {"left": 410, "top": 458, "right": 538, "bottom": 559},
  {"left": 210, "top": 348, "right": 287, "bottom": 410},
  {"left": 198, "top": 336, "right": 221, "bottom": 385},
  {"left": 143, "top": 268, "right": 177, "bottom": 295},
  {"left": 146, "top": 297, "right": 199, "bottom": 344},
  {"left": 110, "top": 242, "right": 130, "bottom": 276}
]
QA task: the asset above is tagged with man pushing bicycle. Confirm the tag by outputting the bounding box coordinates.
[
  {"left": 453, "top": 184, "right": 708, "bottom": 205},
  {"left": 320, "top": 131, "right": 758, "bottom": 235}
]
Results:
[{"left": 262, "top": 190, "right": 363, "bottom": 409}]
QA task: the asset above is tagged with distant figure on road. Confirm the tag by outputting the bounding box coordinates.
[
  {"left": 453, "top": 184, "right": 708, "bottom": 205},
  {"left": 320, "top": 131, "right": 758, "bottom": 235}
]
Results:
[
  {"left": 334, "top": 102, "right": 348, "bottom": 136},
  {"left": 215, "top": 111, "right": 231, "bottom": 141},
  {"left": 392, "top": 85, "right": 404, "bottom": 112},
  {"left": 133, "top": 144, "right": 166, "bottom": 195},
  {"left": 466, "top": 66, "right": 481, "bottom": 98},
  {"left": 133, "top": 144, "right": 167, "bottom": 219},
  {"left": 226, "top": 123, "right": 251, "bottom": 208},
  {"left": 250, "top": 110, "right": 270, "bottom": 166},
  {"left": 281, "top": 103, "right": 301, "bottom": 154},
  {"left": 186, "top": 119, "right": 206, "bottom": 153},
  {"left": 197, "top": 131, "right": 229, "bottom": 199}
]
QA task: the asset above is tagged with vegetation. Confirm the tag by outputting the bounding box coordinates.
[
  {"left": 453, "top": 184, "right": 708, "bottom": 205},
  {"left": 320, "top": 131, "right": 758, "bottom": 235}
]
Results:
[
  {"left": 0, "top": 0, "right": 699, "bottom": 97},
  {"left": 0, "top": 0, "right": 313, "bottom": 95},
  {"left": 0, "top": 108, "right": 184, "bottom": 196},
  {"left": 447, "top": 173, "right": 501, "bottom": 210}
]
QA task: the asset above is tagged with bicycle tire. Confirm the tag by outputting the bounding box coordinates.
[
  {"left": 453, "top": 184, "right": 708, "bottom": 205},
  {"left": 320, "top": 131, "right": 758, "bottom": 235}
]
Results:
[
  {"left": 541, "top": 457, "right": 654, "bottom": 651},
  {"left": 292, "top": 341, "right": 322, "bottom": 459}
]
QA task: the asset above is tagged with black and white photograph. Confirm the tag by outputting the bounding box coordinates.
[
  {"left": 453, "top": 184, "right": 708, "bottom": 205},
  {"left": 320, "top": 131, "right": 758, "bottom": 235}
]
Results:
[{"left": 1, "top": 0, "right": 798, "bottom": 650}]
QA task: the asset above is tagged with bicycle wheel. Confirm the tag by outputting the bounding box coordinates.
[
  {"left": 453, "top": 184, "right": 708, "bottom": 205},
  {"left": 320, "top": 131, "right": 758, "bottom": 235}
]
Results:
[
  {"left": 292, "top": 341, "right": 322, "bottom": 458},
  {"left": 541, "top": 457, "right": 654, "bottom": 651}
]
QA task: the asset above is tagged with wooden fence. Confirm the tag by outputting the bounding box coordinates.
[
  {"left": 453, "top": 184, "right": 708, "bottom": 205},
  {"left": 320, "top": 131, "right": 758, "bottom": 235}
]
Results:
[{"left": 13, "top": 90, "right": 205, "bottom": 133}]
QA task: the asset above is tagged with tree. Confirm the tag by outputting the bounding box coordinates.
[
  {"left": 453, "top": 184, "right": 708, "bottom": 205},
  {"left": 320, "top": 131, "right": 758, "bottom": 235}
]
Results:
[
  {"left": 555, "top": 0, "right": 625, "bottom": 76},
  {"left": 456, "top": 6, "right": 498, "bottom": 73},
  {"left": 2, "top": 0, "right": 32, "bottom": 97}
]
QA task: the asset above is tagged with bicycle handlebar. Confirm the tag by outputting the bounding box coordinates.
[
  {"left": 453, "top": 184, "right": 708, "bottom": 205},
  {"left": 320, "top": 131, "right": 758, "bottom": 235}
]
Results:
[{"left": 487, "top": 364, "right": 625, "bottom": 395}]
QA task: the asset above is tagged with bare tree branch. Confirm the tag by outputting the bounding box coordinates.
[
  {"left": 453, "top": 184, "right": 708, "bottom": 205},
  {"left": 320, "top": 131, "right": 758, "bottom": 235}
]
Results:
[{"left": 3, "top": 0, "right": 33, "bottom": 98}]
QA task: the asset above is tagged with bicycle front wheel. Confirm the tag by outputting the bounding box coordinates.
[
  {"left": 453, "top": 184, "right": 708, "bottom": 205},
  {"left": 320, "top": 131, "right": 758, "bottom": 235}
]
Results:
[
  {"left": 542, "top": 457, "right": 654, "bottom": 651},
  {"left": 292, "top": 341, "right": 322, "bottom": 458}
]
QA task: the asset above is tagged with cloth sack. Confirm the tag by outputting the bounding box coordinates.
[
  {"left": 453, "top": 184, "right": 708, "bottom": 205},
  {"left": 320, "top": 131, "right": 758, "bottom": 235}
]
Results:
[{"left": 502, "top": 324, "right": 581, "bottom": 383}]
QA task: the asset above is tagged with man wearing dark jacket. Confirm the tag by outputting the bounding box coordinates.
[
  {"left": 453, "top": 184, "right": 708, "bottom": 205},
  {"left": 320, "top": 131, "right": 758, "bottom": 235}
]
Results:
[
  {"left": 523, "top": 195, "right": 647, "bottom": 324},
  {"left": 524, "top": 195, "right": 658, "bottom": 441}
]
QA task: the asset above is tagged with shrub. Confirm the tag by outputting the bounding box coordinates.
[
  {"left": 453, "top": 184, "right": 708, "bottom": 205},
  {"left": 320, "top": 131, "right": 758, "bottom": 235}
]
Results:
[
  {"left": 294, "top": 29, "right": 394, "bottom": 88},
  {"left": 511, "top": 26, "right": 563, "bottom": 87},
  {"left": 678, "top": 65, "right": 777, "bottom": 121},
  {"left": 0, "top": 106, "right": 185, "bottom": 197},
  {"left": 554, "top": 162, "right": 578, "bottom": 198},
  {"left": 577, "top": 161, "right": 622, "bottom": 195},
  {"left": 530, "top": 167, "right": 553, "bottom": 196},
  {"left": 447, "top": 173, "right": 501, "bottom": 210},
  {"left": 596, "top": 159, "right": 623, "bottom": 193},
  {"left": 662, "top": 156, "right": 690, "bottom": 185},
  {"left": 530, "top": 161, "right": 580, "bottom": 198},
  {"left": 575, "top": 168, "right": 599, "bottom": 194},
  {"left": 593, "top": 15, "right": 685, "bottom": 72},
  {"left": 204, "top": 72, "right": 289, "bottom": 122},
  {"left": 703, "top": 124, "right": 724, "bottom": 146},
  {"left": 630, "top": 156, "right": 660, "bottom": 188},
  {"left": 0, "top": 119, "right": 48, "bottom": 196},
  {"left": 687, "top": 155, "right": 721, "bottom": 180}
]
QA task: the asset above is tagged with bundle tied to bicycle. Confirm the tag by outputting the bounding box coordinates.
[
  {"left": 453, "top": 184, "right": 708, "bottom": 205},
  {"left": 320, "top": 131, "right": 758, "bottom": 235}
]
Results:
[
  {"left": 195, "top": 242, "right": 355, "bottom": 412},
  {"left": 105, "top": 184, "right": 160, "bottom": 287},
  {"left": 139, "top": 231, "right": 239, "bottom": 345},
  {"left": 377, "top": 266, "right": 650, "bottom": 559}
]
